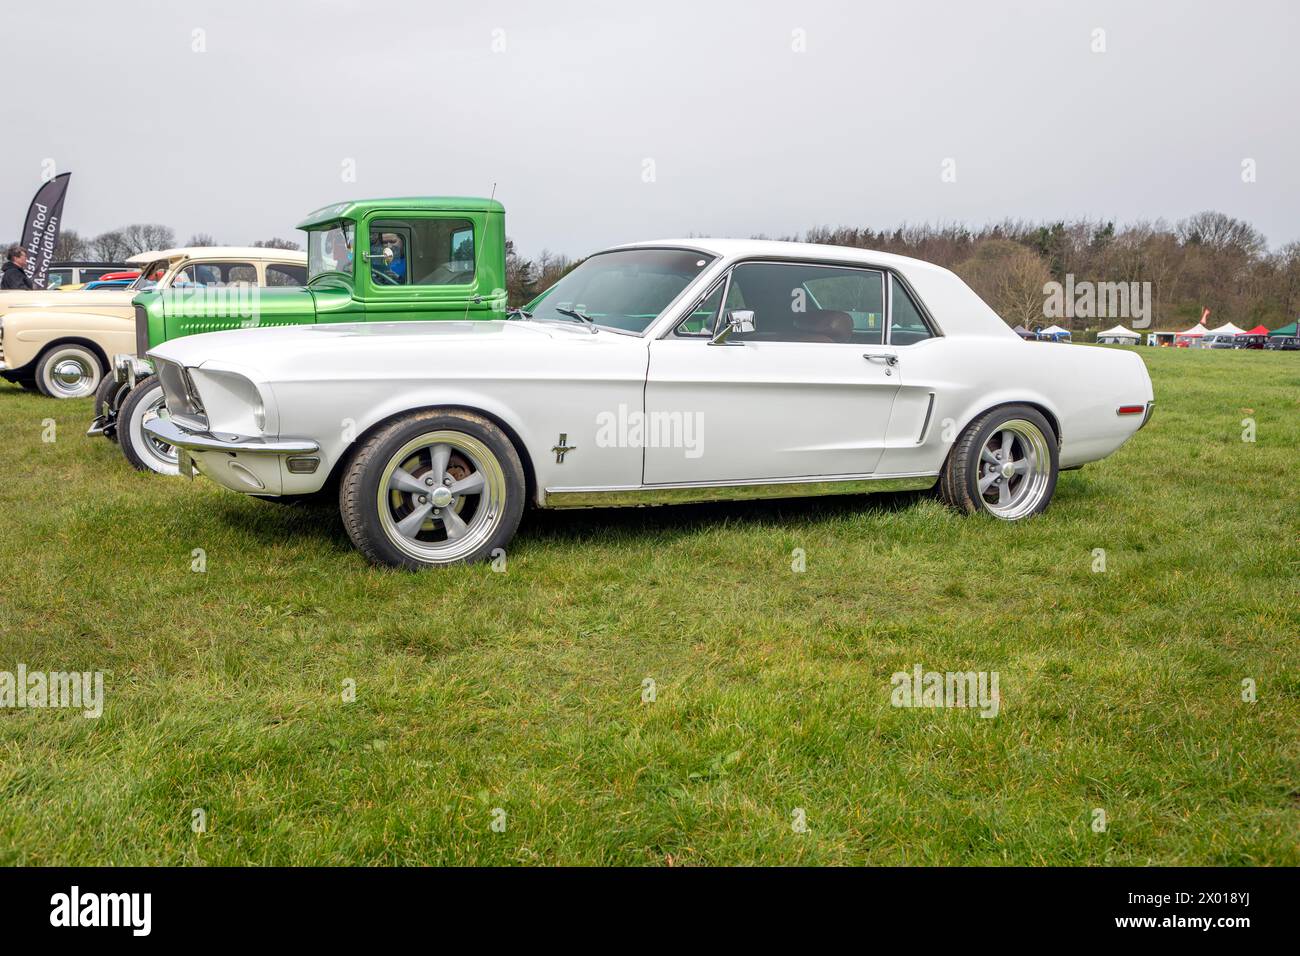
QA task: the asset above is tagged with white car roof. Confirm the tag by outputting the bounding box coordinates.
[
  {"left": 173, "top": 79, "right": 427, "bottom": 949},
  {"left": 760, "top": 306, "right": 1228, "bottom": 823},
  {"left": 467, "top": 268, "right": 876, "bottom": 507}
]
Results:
[
  {"left": 611, "top": 237, "right": 943, "bottom": 274},
  {"left": 610, "top": 238, "right": 1017, "bottom": 340},
  {"left": 127, "top": 247, "right": 307, "bottom": 264}
]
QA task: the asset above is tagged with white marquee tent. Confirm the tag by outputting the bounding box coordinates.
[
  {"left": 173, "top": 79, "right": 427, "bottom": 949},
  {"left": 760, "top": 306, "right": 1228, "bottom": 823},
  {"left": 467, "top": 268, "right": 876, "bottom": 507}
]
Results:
[
  {"left": 1175, "top": 323, "right": 1208, "bottom": 346},
  {"left": 1206, "top": 322, "right": 1246, "bottom": 337},
  {"left": 1097, "top": 324, "right": 1141, "bottom": 344}
]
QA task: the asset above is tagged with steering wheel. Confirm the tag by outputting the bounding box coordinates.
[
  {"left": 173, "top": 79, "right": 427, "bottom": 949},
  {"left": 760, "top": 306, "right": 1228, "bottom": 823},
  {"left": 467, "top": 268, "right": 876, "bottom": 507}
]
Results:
[{"left": 371, "top": 269, "right": 398, "bottom": 286}]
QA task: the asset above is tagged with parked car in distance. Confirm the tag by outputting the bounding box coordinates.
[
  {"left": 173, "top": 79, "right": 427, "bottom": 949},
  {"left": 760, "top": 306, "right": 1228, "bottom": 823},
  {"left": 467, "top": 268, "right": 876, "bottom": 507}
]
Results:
[
  {"left": 102, "top": 197, "right": 508, "bottom": 477},
  {"left": 84, "top": 279, "right": 136, "bottom": 290},
  {"left": 36, "top": 261, "right": 130, "bottom": 291},
  {"left": 1202, "top": 333, "right": 1239, "bottom": 349},
  {"left": 1264, "top": 335, "right": 1299, "bottom": 351},
  {"left": 147, "top": 238, "right": 1157, "bottom": 569},
  {"left": 0, "top": 247, "right": 307, "bottom": 401}
]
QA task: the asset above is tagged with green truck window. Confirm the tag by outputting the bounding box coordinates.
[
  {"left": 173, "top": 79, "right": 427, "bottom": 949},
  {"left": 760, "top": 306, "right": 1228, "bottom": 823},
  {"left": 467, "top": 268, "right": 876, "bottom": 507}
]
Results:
[{"left": 370, "top": 218, "right": 476, "bottom": 287}]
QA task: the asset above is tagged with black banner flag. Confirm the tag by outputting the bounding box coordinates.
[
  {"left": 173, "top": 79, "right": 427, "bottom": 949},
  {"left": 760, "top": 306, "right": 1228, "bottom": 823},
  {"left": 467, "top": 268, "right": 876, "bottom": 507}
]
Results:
[{"left": 18, "top": 172, "right": 71, "bottom": 289}]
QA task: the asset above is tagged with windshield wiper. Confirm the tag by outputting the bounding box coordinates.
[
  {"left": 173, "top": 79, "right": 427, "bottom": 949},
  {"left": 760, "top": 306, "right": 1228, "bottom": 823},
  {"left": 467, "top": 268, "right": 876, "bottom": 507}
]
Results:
[
  {"left": 507, "top": 308, "right": 533, "bottom": 320},
  {"left": 553, "top": 307, "right": 598, "bottom": 333}
]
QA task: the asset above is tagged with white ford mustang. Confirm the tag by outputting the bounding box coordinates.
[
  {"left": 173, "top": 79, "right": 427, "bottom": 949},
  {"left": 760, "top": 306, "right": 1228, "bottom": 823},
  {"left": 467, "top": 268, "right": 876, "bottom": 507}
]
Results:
[{"left": 147, "top": 239, "right": 1154, "bottom": 568}]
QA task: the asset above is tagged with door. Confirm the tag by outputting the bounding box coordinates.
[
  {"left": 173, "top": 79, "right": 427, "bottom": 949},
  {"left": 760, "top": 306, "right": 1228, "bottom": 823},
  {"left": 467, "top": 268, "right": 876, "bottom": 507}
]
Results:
[
  {"left": 644, "top": 260, "right": 901, "bottom": 485},
  {"left": 359, "top": 211, "right": 502, "bottom": 321}
]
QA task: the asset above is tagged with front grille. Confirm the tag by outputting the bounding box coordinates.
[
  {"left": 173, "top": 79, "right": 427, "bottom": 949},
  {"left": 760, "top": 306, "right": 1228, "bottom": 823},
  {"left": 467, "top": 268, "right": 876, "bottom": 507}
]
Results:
[{"left": 134, "top": 304, "right": 149, "bottom": 356}]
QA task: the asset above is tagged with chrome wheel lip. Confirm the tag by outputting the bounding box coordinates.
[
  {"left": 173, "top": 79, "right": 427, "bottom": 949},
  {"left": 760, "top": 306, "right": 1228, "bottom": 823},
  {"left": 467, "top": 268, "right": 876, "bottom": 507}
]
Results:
[
  {"left": 978, "top": 419, "right": 1052, "bottom": 520},
  {"left": 376, "top": 430, "right": 506, "bottom": 564},
  {"left": 45, "top": 351, "right": 99, "bottom": 398}
]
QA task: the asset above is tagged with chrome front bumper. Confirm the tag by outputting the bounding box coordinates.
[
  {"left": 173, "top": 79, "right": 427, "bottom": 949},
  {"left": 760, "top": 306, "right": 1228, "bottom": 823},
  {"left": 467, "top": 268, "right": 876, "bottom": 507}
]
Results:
[{"left": 144, "top": 418, "right": 320, "bottom": 480}]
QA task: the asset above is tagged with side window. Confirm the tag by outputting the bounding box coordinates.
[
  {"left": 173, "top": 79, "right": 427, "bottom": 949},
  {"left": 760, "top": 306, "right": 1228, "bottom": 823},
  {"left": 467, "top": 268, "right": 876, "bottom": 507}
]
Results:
[
  {"left": 675, "top": 280, "right": 725, "bottom": 336},
  {"left": 369, "top": 218, "right": 476, "bottom": 288},
  {"left": 182, "top": 262, "right": 256, "bottom": 287},
  {"left": 889, "top": 275, "right": 934, "bottom": 345},
  {"left": 228, "top": 264, "right": 257, "bottom": 286},
  {"left": 723, "top": 262, "right": 883, "bottom": 344},
  {"left": 47, "top": 268, "right": 72, "bottom": 289},
  {"left": 266, "top": 263, "right": 307, "bottom": 286},
  {"left": 675, "top": 276, "right": 747, "bottom": 336}
]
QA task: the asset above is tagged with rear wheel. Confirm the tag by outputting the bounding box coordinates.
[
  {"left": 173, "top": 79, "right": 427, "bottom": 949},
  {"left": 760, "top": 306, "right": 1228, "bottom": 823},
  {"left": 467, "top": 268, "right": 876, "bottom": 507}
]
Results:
[
  {"left": 340, "top": 410, "right": 525, "bottom": 569},
  {"left": 938, "top": 405, "right": 1058, "bottom": 520},
  {"left": 35, "top": 343, "right": 103, "bottom": 399},
  {"left": 118, "top": 376, "right": 180, "bottom": 475}
]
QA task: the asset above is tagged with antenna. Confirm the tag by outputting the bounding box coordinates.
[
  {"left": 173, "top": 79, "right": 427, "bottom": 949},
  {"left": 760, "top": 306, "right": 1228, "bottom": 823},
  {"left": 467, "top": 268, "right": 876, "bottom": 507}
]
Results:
[{"left": 463, "top": 182, "right": 497, "bottom": 322}]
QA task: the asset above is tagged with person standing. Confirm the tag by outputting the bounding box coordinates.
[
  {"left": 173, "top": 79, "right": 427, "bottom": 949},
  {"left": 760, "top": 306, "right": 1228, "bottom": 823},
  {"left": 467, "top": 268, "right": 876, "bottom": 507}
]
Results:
[{"left": 2, "top": 245, "right": 34, "bottom": 289}]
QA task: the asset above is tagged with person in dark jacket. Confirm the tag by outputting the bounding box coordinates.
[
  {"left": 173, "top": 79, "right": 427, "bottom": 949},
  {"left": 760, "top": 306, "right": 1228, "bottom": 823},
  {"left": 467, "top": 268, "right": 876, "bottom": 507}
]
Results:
[{"left": 1, "top": 245, "right": 34, "bottom": 290}]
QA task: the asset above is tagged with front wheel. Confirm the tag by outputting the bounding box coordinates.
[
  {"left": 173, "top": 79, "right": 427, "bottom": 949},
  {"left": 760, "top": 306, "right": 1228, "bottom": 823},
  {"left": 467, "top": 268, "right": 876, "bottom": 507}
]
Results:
[
  {"left": 339, "top": 410, "right": 525, "bottom": 569},
  {"left": 938, "top": 404, "right": 1058, "bottom": 520},
  {"left": 93, "top": 375, "right": 124, "bottom": 441},
  {"left": 118, "top": 376, "right": 180, "bottom": 475},
  {"left": 35, "top": 343, "right": 103, "bottom": 399}
]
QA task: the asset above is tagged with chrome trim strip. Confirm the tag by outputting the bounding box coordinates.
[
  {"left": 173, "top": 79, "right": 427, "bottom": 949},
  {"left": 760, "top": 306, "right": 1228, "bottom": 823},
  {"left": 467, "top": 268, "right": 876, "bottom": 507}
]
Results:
[
  {"left": 917, "top": 392, "right": 936, "bottom": 444},
  {"left": 144, "top": 418, "right": 319, "bottom": 455},
  {"left": 542, "top": 473, "right": 936, "bottom": 509}
]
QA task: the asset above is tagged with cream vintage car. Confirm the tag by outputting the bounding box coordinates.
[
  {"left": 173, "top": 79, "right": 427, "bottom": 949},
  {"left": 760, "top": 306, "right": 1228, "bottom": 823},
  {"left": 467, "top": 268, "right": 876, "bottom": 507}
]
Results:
[
  {"left": 146, "top": 239, "right": 1156, "bottom": 569},
  {"left": 0, "top": 247, "right": 306, "bottom": 399}
]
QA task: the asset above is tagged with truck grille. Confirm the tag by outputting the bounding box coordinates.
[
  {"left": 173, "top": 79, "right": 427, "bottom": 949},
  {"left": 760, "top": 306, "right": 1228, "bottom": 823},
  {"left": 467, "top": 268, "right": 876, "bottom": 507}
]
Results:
[{"left": 134, "top": 304, "right": 149, "bottom": 356}]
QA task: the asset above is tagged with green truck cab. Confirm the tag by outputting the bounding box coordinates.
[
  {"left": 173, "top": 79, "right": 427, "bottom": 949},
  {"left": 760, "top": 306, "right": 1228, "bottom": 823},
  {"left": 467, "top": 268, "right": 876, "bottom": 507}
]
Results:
[{"left": 94, "top": 196, "right": 509, "bottom": 476}]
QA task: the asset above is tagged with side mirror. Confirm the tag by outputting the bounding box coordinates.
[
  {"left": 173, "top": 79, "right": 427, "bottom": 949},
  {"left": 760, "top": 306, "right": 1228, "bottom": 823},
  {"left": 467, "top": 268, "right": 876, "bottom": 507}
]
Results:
[
  {"left": 363, "top": 246, "right": 394, "bottom": 265},
  {"left": 711, "top": 309, "right": 755, "bottom": 346}
]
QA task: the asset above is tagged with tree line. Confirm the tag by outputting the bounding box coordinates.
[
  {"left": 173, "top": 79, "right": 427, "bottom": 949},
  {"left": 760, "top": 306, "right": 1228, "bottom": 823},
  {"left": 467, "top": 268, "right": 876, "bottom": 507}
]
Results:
[
  {"left": 17, "top": 227, "right": 303, "bottom": 260},
  {"left": 505, "top": 210, "right": 1300, "bottom": 331}
]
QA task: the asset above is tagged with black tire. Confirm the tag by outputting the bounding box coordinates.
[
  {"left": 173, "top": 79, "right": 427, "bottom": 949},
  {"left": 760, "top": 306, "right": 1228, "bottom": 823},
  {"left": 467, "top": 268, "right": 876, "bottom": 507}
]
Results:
[
  {"left": 340, "top": 409, "right": 525, "bottom": 569},
  {"left": 93, "top": 375, "right": 124, "bottom": 441},
  {"left": 35, "top": 342, "right": 104, "bottom": 399},
  {"left": 117, "top": 376, "right": 180, "bottom": 476},
  {"left": 938, "top": 404, "right": 1058, "bottom": 520}
]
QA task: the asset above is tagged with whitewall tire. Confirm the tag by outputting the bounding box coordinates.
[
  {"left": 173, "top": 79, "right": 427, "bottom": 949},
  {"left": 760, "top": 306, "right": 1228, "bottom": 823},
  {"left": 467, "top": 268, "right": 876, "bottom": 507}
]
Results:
[
  {"left": 36, "top": 344, "right": 103, "bottom": 399},
  {"left": 118, "top": 377, "right": 180, "bottom": 476}
]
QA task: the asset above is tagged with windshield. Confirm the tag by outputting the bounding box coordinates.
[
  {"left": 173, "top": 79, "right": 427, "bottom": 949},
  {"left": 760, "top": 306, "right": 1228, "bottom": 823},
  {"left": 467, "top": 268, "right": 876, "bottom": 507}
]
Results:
[
  {"left": 308, "top": 221, "right": 356, "bottom": 281},
  {"left": 131, "top": 259, "right": 172, "bottom": 292},
  {"left": 528, "top": 248, "right": 715, "bottom": 333}
]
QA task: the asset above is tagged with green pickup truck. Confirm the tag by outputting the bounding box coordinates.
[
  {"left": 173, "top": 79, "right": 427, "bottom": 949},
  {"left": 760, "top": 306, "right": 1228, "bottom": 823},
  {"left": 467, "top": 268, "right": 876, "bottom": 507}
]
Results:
[{"left": 91, "top": 196, "right": 509, "bottom": 475}]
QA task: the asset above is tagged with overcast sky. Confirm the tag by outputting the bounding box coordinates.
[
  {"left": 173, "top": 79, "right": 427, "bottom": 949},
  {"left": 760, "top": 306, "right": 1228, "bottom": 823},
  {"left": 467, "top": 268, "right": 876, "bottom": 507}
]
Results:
[{"left": 3, "top": 0, "right": 1297, "bottom": 258}]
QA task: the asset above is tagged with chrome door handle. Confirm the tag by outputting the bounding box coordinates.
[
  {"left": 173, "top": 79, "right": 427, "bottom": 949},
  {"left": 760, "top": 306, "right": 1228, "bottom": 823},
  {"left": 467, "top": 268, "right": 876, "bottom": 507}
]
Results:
[{"left": 864, "top": 353, "right": 899, "bottom": 366}]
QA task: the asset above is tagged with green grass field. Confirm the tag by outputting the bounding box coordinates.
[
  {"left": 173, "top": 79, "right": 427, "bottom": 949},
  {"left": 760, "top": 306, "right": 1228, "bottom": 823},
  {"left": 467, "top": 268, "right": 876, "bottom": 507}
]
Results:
[{"left": 0, "top": 347, "right": 1296, "bottom": 865}]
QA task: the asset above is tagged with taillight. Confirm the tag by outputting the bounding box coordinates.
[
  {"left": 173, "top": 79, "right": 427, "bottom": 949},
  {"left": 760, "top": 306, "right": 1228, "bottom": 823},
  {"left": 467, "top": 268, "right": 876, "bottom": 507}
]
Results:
[{"left": 1116, "top": 405, "right": 1145, "bottom": 416}]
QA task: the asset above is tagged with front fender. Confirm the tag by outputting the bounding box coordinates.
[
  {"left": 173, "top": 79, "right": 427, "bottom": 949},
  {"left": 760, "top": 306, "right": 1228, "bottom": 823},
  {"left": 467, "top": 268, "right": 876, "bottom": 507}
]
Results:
[{"left": 0, "top": 309, "right": 133, "bottom": 370}]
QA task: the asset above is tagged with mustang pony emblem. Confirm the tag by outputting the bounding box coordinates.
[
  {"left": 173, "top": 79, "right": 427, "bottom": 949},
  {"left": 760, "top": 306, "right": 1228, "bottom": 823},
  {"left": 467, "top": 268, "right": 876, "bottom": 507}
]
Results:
[{"left": 552, "top": 433, "right": 577, "bottom": 464}]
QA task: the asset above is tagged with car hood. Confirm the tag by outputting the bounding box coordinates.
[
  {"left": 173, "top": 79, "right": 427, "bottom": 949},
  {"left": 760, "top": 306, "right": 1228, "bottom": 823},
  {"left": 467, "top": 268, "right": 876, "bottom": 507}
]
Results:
[
  {"left": 0, "top": 288, "right": 136, "bottom": 310},
  {"left": 150, "top": 320, "right": 616, "bottom": 372}
]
